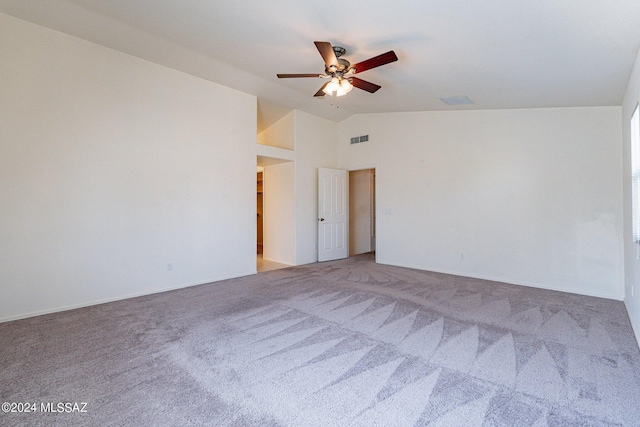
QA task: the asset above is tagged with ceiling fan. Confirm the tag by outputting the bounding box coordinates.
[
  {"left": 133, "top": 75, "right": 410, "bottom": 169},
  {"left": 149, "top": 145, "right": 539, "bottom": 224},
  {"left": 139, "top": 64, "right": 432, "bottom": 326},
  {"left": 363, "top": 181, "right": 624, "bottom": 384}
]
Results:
[{"left": 277, "top": 41, "right": 398, "bottom": 98}]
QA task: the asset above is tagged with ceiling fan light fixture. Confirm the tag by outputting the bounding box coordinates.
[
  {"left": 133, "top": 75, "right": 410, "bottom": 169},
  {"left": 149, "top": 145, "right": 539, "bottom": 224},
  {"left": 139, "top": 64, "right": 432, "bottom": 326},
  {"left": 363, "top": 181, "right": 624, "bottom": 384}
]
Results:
[
  {"left": 340, "top": 78, "right": 353, "bottom": 94},
  {"left": 323, "top": 77, "right": 353, "bottom": 97},
  {"left": 323, "top": 77, "right": 340, "bottom": 96}
]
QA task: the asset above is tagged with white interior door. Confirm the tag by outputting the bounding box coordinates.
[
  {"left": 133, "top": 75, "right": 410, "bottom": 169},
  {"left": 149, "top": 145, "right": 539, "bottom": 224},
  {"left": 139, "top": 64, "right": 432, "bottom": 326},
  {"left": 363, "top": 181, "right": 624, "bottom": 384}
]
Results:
[{"left": 318, "top": 168, "right": 348, "bottom": 262}]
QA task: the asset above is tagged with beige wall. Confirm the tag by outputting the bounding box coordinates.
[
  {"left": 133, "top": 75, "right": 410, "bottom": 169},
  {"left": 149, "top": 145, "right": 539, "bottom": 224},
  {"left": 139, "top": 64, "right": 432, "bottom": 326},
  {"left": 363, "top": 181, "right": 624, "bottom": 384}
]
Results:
[
  {"left": 257, "top": 112, "right": 294, "bottom": 150},
  {"left": 0, "top": 14, "right": 257, "bottom": 321},
  {"left": 293, "top": 111, "right": 340, "bottom": 265},
  {"left": 1, "top": 11, "right": 633, "bottom": 329},
  {"left": 257, "top": 110, "right": 339, "bottom": 266},
  {"left": 339, "top": 107, "right": 623, "bottom": 300},
  {"left": 263, "top": 162, "right": 296, "bottom": 265}
]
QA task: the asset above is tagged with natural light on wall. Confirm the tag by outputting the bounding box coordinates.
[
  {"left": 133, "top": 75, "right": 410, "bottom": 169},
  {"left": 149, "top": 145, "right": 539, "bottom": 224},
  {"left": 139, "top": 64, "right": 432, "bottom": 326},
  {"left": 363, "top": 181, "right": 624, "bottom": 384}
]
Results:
[{"left": 632, "top": 104, "right": 640, "bottom": 243}]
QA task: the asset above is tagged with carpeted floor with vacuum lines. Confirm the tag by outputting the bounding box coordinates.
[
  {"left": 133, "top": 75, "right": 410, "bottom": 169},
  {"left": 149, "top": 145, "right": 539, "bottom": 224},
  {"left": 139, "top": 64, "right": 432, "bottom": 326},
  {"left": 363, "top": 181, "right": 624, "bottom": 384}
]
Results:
[{"left": 2, "top": 253, "right": 640, "bottom": 426}]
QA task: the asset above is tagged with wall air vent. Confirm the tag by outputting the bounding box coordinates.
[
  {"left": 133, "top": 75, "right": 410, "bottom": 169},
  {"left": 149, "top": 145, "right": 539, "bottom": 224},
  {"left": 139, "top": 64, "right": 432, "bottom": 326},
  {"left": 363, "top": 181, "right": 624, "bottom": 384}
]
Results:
[{"left": 350, "top": 135, "right": 369, "bottom": 144}]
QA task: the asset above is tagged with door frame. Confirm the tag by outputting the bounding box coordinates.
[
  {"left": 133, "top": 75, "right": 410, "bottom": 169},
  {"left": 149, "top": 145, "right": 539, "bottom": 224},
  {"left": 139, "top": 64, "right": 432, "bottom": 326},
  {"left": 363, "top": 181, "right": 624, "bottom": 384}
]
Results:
[{"left": 348, "top": 167, "right": 377, "bottom": 259}]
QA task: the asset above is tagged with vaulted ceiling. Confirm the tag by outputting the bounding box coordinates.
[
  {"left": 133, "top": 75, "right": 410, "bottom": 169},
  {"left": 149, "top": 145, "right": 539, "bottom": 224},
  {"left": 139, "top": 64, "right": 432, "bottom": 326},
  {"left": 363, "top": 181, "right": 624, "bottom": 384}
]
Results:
[{"left": 2, "top": 0, "right": 640, "bottom": 132}]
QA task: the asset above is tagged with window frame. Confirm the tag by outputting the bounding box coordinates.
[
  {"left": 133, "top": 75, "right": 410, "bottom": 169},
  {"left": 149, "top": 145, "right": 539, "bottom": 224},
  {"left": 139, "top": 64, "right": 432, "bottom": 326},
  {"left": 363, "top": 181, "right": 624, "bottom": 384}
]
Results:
[{"left": 631, "top": 104, "right": 640, "bottom": 243}]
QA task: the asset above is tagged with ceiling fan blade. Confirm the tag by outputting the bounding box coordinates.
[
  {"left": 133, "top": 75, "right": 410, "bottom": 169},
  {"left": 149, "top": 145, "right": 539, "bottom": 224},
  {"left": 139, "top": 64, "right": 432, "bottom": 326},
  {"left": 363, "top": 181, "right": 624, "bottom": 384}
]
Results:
[
  {"left": 314, "top": 41, "right": 339, "bottom": 69},
  {"left": 350, "top": 51, "right": 398, "bottom": 74},
  {"left": 314, "top": 82, "right": 329, "bottom": 98},
  {"left": 350, "top": 77, "right": 381, "bottom": 93},
  {"left": 277, "top": 73, "right": 323, "bottom": 78}
]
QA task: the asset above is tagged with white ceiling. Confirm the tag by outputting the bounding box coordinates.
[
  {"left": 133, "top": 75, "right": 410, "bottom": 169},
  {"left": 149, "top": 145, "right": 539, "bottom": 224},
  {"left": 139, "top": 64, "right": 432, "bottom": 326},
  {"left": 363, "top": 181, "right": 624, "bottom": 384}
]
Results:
[{"left": 2, "top": 0, "right": 640, "bottom": 132}]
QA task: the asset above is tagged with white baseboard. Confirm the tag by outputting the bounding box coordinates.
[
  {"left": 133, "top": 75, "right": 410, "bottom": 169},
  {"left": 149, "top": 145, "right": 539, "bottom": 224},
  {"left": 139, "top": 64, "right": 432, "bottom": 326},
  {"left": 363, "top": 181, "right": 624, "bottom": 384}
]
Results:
[
  {"left": 0, "top": 270, "right": 257, "bottom": 323},
  {"left": 376, "top": 260, "right": 624, "bottom": 301}
]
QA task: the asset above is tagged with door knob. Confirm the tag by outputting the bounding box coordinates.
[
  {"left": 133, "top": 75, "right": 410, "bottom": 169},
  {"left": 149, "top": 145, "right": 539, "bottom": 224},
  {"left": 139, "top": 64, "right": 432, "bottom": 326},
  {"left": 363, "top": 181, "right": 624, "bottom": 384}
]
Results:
[{"left": 319, "top": 218, "right": 325, "bottom": 221}]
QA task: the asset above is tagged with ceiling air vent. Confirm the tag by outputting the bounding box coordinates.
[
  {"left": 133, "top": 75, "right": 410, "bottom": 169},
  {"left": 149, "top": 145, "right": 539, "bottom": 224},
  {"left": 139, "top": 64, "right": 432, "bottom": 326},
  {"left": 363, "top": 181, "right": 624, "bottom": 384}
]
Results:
[
  {"left": 439, "top": 95, "right": 474, "bottom": 105},
  {"left": 350, "top": 135, "right": 369, "bottom": 144}
]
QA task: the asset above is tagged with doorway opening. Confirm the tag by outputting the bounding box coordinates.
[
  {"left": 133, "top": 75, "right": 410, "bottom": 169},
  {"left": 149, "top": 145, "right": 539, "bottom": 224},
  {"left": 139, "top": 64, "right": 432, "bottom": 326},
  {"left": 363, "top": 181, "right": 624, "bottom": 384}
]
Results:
[
  {"left": 349, "top": 168, "right": 376, "bottom": 256},
  {"left": 257, "top": 168, "right": 264, "bottom": 255},
  {"left": 256, "top": 161, "right": 294, "bottom": 273}
]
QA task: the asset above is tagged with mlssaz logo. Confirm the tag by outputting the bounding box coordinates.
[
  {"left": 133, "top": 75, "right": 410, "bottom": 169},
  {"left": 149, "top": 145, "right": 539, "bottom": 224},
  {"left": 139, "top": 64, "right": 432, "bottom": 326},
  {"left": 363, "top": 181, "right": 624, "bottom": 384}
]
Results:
[{"left": 41, "top": 402, "right": 88, "bottom": 413}]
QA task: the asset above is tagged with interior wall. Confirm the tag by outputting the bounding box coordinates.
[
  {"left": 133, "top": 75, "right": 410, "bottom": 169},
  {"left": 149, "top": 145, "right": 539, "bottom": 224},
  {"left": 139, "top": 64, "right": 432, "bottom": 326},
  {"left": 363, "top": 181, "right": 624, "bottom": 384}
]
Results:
[
  {"left": 263, "top": 162, "right": 296, "bottom": 265},
  {"left": 623, "top": 48, "right": 640, "bottom": 342},
  {"left": 258, "top": 110, "right": 339, "bottom": 265},
  {"left": 2, "top": 10, "right": 630, "bottom": 323},
  {"left": 339, "top": 107, "right": 623, "bottom": 299},
  {"left": 0, "top": 14, "right": 257, "bottom": 322},
  {"left": 293, "top": 110, "right": 340, "bottom": 265},
  {"left": 257, "top": 112, "right": 295, "bottom": 150},
  {"left": 257, "top": 111, "right": 296, "bottom": 265},
  {"left": 349, "top": 169, "right": 374, "bottom": 256}
]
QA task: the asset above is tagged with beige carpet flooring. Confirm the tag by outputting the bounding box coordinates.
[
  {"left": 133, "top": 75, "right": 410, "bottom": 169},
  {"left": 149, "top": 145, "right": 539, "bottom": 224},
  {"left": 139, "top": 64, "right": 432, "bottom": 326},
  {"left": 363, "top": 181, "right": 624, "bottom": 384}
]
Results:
[{"left": 2, "top": 253, "right": 640, "bottom": 426}]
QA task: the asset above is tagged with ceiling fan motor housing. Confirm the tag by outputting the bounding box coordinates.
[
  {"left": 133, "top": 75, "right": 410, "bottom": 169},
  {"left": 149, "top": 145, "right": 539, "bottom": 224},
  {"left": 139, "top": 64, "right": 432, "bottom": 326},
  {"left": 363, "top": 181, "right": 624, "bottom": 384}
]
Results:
[
  {"left": 325, "top": 47, "right": 351, "bottom": 74},
  {"left": 328, "top": 58, "right": 351, "bottom": 74}
]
